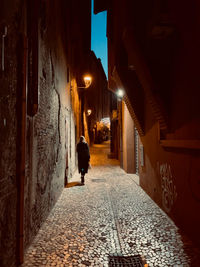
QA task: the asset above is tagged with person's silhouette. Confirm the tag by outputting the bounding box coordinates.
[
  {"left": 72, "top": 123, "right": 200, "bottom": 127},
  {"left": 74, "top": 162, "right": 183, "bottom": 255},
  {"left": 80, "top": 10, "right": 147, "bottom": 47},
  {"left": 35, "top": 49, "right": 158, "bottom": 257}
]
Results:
[{"left": 76, "top": 136, "right": 90, "bottom": 185}]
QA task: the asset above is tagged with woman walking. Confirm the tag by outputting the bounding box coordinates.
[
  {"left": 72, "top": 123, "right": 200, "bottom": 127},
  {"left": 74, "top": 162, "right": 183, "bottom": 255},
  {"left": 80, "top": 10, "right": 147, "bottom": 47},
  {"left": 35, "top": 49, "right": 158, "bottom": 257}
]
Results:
[{"left": 76, "top": 136, "right": 90, "bottom": 185}]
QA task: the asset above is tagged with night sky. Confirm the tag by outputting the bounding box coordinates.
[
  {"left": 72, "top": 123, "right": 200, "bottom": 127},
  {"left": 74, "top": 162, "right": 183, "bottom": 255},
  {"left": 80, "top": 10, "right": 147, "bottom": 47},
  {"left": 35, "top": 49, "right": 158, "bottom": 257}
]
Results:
[{"left": 91, "top": 0, "right": 108, "bottom": 78}]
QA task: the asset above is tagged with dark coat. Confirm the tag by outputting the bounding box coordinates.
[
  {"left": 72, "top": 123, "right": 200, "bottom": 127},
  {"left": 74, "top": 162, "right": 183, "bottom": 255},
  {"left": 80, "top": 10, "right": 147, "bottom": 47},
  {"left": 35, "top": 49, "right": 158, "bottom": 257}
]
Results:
[{"left": 76, "top": 141, "right": 90, "bottom": 174}]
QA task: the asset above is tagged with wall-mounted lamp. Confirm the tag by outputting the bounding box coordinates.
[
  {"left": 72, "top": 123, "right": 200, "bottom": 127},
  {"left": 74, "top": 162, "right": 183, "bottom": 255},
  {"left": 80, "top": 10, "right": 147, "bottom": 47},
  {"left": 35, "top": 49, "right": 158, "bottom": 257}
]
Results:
[
  {"left": 116, "top": 89, "right": 124, "bottom": 99},
  {"left": 78, "top": 75, "right": 92, "bottom": 89},
  {"left": 83, "top": 76, "right": 92, "bottom": 88},
  {"left": 87, "top": 109, "right": 92, "bottom": 116}
]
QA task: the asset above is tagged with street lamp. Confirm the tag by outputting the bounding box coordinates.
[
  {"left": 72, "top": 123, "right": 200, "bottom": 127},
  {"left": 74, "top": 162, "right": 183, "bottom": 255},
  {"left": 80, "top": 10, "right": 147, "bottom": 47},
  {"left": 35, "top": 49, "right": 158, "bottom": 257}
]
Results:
[
  {"left": 87, "top": 109, "right": 92, "bottom": 116},
  {"left": 78, "top": 75, "right": 92, "bottom": 89},
  {"left": 116, "top": 89, "right": 124, "bottom": 99},
  {"left": 83, "top": 76, "right": 92, "bottom": 88}
]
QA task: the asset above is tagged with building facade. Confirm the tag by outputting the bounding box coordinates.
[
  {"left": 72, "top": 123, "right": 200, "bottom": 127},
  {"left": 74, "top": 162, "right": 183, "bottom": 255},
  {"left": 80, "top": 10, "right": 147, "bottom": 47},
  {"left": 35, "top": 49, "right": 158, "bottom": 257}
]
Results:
[
  {"left": 0, "top": 0, "right": 91, "bottom": 266},
  {"left": 82, "top": 51, "right": 111, "bottom": 145},
  {"left": 94, "top": 0, "right": 200, "bottom": 245}
]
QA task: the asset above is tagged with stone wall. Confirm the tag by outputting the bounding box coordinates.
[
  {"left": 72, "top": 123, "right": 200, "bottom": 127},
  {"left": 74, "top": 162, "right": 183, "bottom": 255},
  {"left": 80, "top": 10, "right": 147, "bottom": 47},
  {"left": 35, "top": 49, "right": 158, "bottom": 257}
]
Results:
[
  {"left": 24, "top": 0, "right": 70, "bottom": 250},
  {"left": 0, "top": 1, "right": 82, "bottom": 266},
  {"left": 0, "top": 1, "right": 23, "bottom": 266},
  {"left": 0, "top": 0, "right": 90, "bottom": 265}
]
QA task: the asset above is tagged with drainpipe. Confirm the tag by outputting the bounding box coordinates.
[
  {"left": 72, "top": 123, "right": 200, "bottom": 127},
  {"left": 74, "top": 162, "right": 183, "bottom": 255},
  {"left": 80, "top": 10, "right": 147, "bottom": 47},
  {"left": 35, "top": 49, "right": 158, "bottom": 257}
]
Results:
[{"left": 16, "top": 34, "right": 28, "bottom": 265}]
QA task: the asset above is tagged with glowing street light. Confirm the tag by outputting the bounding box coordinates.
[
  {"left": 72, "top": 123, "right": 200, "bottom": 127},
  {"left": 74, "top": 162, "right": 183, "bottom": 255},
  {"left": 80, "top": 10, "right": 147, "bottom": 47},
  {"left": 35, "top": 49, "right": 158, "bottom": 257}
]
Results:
[
  {"left": 116, "top": 89, "right": 124, "bottom": 99},
  {"left": 77, "top": 75, "right": 92, "bottom": 89},
  {"left": 87, "top": 109, "right": 92, "bottom": 116},
  {"left": 83, "top": 76, "right": 92, "bottom": 88}
]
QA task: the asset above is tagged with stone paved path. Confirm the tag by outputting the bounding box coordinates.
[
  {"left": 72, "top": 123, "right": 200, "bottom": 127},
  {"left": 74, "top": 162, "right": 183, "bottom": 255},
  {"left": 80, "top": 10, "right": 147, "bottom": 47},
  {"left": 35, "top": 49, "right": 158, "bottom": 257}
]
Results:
[{"left": 21, "top": 142, "right": 200, "bottom": 267}]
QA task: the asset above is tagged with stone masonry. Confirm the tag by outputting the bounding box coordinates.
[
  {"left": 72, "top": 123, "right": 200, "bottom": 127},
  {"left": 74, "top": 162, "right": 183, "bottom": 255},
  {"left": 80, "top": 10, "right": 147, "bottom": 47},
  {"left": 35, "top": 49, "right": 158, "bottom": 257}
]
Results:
[{"left": 24, "top": 1, "right": 72, "bottom": 250}]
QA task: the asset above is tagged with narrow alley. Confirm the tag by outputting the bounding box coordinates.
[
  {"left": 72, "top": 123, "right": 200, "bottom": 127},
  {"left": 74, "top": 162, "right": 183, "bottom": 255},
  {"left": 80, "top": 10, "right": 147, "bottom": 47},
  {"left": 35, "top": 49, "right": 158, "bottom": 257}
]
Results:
[
  {"left": 1, "top": 1, "right": 200, "bottom": 266},
  {"left": 21, "top": 142, "right": 200, "bottom": 267}
]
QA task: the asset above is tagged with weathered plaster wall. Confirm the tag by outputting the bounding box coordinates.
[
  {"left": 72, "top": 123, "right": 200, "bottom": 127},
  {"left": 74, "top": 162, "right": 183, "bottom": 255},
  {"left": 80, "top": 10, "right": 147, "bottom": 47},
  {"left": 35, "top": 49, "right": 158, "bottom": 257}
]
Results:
[
  {"left": 69, "top": 79, "right": 81, "bottom": 178},
  {"left": 139, "top": 101, "right": 200, "bottom": 245},
  {"left": 66, "top": 110, "right": 77, "bottom": 179},
  {"left": 137, "top": 1, "right": 200, "bottom": 244}
]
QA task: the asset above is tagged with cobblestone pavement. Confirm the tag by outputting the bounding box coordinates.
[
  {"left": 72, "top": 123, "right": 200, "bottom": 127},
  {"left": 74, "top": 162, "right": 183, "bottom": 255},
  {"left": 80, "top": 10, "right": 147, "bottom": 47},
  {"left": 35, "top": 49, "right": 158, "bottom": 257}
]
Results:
[{"left": 21, "top": 142, "right": 200, "bottom": 267}]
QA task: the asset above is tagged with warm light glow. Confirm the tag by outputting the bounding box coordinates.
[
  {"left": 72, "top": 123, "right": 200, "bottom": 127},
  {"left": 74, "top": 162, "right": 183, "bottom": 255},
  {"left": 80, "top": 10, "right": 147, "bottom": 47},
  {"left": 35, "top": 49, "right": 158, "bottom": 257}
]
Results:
[
  {"left": 84, "top": 76, "right": 92, "bottom": 82},
  {"left": 116, "top": 89, "right": 124, "bottom": 98},
  {"left": 83, "top": 76, "right": 92, "bottom": 88},
  {"left": 87, "top": 109, "right": 92, "bottom": 116}
]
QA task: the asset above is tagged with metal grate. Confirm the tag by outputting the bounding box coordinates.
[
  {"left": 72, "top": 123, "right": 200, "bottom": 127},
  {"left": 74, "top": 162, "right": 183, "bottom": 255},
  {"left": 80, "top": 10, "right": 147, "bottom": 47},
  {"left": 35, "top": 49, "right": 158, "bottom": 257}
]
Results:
[
  {"left": 108, "top": 256, "right": 144, "bottom": 267},
  {"left": 91, "top": 178, "right": 106, "bottom": 183}
]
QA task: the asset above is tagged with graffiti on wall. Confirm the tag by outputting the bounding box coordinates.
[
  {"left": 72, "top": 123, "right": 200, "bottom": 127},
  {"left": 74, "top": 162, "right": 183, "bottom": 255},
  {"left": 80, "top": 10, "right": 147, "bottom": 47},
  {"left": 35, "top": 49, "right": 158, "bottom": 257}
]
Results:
[{"left": 159, "top": 163, "right": 177, "bottom": 213}]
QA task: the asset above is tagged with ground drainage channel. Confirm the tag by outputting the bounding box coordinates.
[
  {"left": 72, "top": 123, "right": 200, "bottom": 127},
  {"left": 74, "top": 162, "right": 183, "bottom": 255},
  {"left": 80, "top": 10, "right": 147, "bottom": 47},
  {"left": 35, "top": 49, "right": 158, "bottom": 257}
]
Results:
[{"left": 105, "top": 184, "right": 148, "bottom": 267}]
